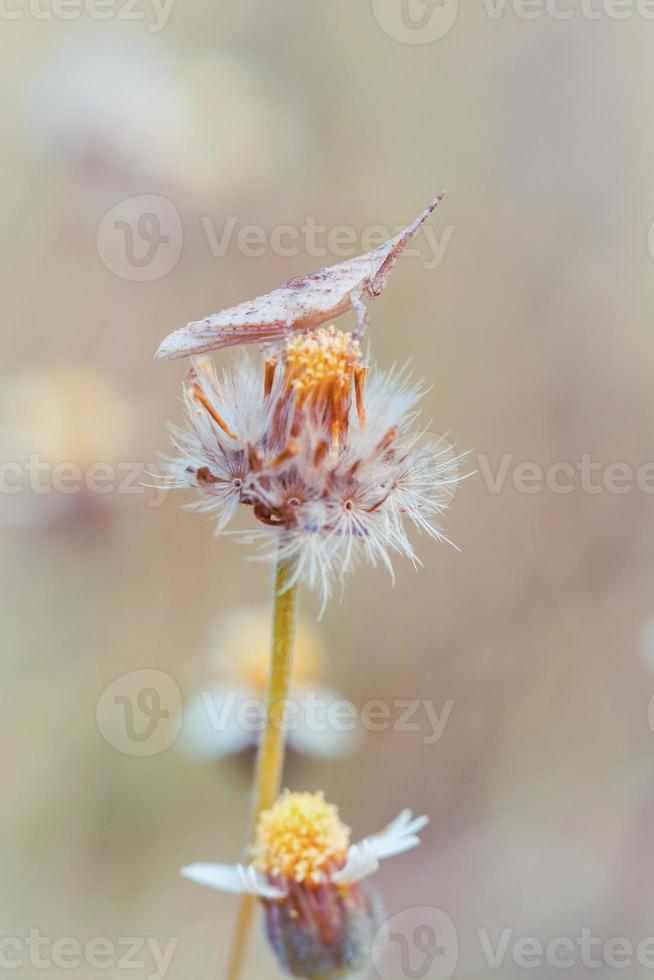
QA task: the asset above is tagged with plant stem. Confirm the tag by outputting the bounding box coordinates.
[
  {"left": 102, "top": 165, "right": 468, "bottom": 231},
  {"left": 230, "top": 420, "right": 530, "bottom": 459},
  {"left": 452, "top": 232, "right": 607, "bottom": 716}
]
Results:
[{"left": 225, "top": 552, "right": 299, "bottom": 980}]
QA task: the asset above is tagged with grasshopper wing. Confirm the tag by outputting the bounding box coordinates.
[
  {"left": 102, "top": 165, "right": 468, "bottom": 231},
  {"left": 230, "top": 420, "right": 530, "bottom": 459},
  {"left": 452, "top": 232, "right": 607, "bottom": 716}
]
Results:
[{"left": 155, "top": 193, "right": 445, "bottom": 360}]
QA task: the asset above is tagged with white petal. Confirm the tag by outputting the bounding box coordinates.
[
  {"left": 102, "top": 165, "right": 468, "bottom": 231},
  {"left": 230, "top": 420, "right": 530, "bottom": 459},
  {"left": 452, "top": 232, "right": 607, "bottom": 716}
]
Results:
[
  {"left": 377, "top": 808, "right": 413, "bottom": 836},
  {"left": 180, "top": 862, "right": 285, "bottom": 900},
  {"left": 178, "top": 685, "right": 259, "bottom": 761},
  {"left": 375, "top": 834, "right": 422, "bottom": 859},
  {"left": 180, "top": 863, "right": 247, "bottom": 894},
  {"left": 373, "top": 812, "right": 429, "bottom": 860},
  {"left": 287, "top": 685, "right": 361, "bottom": 759},
  {"left": 332, "top": 841, "right": 379, "bottom": 886},
  {"left": 333, "top": 810, "right": 429, "bottom": 884},
  {"left": 238, "top": 865, "right": 286, "bottom": 901}
]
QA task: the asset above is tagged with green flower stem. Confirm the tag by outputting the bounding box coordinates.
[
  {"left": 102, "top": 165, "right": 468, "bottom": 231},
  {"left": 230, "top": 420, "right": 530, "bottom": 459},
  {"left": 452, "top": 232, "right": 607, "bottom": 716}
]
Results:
[{"left": 226, "top": 551, "right": 299, "bottom": 980}]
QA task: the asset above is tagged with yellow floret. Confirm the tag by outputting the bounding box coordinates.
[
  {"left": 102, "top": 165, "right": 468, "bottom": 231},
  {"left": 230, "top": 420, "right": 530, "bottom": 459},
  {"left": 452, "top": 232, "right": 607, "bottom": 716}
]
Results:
[
  {"left": 285, "top": 326, "right": 361, "bottom": 396},
  {"left": 252, "top": 791, "right": 351, "bottom": 886}
]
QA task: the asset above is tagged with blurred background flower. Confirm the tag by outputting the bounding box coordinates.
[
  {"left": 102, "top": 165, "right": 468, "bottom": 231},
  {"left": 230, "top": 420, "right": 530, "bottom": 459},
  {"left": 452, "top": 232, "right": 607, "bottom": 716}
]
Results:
[
  {"left": 179, "top": 606, "right": 360, "bottom": 762},
  {"left": 0, "top": 361, "right": 138, "bottom": 527},
  {"left": 26, "top": 30, "right": 301, "bottom": 206}
]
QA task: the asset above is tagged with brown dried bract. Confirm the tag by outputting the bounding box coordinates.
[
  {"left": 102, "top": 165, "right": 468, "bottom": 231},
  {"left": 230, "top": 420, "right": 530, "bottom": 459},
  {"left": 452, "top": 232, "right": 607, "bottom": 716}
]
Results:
[{"left": 155, "top": 193, "right": 446, "bottom": 360}]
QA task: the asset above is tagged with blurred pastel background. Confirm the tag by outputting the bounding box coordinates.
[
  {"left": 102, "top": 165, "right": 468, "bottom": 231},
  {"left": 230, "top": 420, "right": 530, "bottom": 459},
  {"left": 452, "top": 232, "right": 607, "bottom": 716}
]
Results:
[{"left": 3, "top": 2, "right": 654, "bottom": 978}]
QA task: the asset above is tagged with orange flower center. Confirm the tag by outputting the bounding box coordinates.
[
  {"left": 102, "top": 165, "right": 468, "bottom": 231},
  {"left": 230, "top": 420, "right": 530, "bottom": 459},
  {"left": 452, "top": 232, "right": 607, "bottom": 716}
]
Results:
[{"left": 269, "top": 326, "right": 367, "bottom": 454}]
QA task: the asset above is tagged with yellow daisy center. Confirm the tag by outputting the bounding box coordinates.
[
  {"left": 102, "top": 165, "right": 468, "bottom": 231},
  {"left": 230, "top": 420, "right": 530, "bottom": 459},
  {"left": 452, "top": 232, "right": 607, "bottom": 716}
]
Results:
[
  {"left": 285, "top": 326, "right": 360, "bottom": 396},
  {"left": 252, "top": 791, "right": 350, "bottom": 886},
  {"left": 275, "top": 326, "right": 366, "bottom": 453}
]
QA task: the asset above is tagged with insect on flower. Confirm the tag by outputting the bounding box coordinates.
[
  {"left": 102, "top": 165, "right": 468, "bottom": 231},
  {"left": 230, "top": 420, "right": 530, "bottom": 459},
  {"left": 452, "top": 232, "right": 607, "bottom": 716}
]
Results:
[
  {"left": 155, "top": 193, "right": 445, "bottom": 360},
  {"left": 163, "top": 324, "right": 460, "bottom": 603},
  {"left": 181, "top": 790, "right": 428, "bottom": 978}
]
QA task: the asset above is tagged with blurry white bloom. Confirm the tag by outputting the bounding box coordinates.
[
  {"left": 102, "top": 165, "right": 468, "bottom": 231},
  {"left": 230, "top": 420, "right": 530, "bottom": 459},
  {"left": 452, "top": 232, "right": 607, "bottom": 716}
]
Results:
[
  {"left": 179, "top": 606, "right": 360, "bottom": 761},
  {"left": 0, "top": 363, "right": 136, "bottom": 528},
  {"left": 27, "top": 33, "right": 182, "bottom": 193},
  {"left": 182, "top": 790, "right": 427, "bottom": 977},
  {"left": 166, "top": 56, "right": 300, "bottom": 202},
  {"left": 164, "top": 326, "right": 460, "bottom": 604},
  {"left": 27, "top": 32, "right": 299, "bottom": 201}
]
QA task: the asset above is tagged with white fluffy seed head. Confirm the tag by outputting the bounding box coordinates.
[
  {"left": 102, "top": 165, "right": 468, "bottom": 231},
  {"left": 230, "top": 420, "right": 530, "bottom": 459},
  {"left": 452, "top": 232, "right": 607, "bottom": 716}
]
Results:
[{"left": 163, "top": 327, "right": 461, "bottom": 602}]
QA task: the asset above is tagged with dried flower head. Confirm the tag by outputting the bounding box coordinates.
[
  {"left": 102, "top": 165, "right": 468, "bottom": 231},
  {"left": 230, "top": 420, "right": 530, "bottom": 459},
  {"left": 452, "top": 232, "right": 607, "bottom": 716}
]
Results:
[
  {"left": 164, "top": 325, "right": 460, "bottom": 603},
  {"left": 181, "top": 790, "right": 428, "bottom": 978}
]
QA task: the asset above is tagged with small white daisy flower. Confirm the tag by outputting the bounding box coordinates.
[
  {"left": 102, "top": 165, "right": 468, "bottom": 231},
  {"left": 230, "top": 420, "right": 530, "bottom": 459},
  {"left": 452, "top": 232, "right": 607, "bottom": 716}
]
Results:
[
  {"left": 181, "top": 790, "right": 428, "bottom": 977},
  {"left": 179, "top": 606, "right": 360, "bottom": 761},
  {"left": 164, "top": 326, "right": 460, "bottom": 604}
]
